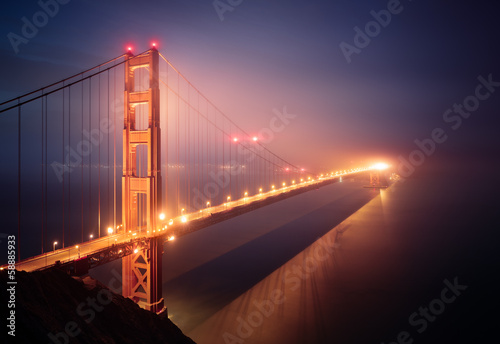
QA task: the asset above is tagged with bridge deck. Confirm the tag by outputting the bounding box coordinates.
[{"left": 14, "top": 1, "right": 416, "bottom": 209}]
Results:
[{"left": 2, "top": 171, "right": 370, "bottom": 275}]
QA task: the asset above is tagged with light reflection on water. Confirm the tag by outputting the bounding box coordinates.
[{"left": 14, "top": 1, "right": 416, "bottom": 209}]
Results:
[{"left": 90, "top": 159, "right": 498, "bottom": 343}]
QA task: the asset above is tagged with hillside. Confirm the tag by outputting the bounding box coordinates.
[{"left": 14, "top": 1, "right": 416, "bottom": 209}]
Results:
[{"left": 1, "top": 269, "right": 196, "bottom": 344}]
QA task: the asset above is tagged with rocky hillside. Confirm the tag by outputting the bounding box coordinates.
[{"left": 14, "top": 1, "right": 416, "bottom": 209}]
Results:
[{"left": 1, "top": 269, "right": 196, "bottom": 344}]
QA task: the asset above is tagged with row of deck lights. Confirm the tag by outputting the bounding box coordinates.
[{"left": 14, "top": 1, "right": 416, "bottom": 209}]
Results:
[
  {"left": 48, "top": 173, "right": 323, "bottom": 255},
  {"left": 46, "top": 165, "right": 384, "bottom": 256},
  {"left": 145, "top": 167, "right": 377, "bottom": 237},
  {"left": 50, "top": 175, "right": 325, "bottom": 252}
]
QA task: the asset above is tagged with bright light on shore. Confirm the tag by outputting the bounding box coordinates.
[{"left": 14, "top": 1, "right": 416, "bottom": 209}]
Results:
[{"left": 371, "top": 163, "right": 390, "bottom": 170}]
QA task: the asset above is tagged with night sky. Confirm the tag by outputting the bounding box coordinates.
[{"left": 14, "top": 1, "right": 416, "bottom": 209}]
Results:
[
  {"left": 1, "top": 2, "right": 500, "bottom": 343},
  {"left": 1, "top": 0, "right": 499, "bottom": 172}
]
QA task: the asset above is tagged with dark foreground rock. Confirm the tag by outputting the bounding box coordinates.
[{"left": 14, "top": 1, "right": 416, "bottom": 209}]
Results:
[{"left": 1, "top": 269, "right": 196, "bottom": 344}]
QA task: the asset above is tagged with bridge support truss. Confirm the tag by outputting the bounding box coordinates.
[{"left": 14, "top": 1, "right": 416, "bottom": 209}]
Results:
[
  {"left": 122, "top": 237, "right": 164, "bottom": 312},
  {"left": 122, "top": 48, "right": 164, "bottom": 313}
]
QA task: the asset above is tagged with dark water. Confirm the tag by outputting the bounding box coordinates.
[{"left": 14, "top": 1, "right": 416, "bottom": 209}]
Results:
[
  {"left": 90, "top": 155, "right": 499, "bottom": 343},
  {"left": 162, "top": 177, "right": 380, "bottom": 331}
]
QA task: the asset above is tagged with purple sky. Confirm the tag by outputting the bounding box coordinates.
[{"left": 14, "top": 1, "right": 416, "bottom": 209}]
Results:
[{"left": 1, "top": 0, "right": 499, "bottom": 172}]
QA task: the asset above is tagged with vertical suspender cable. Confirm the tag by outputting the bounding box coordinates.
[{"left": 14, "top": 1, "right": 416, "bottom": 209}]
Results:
[
  {"left": 107, "top": 70, "right": 110, "bottom": 229},
  {"left": 222, "top": 112, "right": 224, "bottom": 202},
  {"left": 62, "top": 87, "right": 65, "bottom": 248},
  {"left": 176, "top": 72, "right": 180, "bottom": 214},
  {"left": 197, "top": 92, "right": 200, "bottom": 208},
  {"left": 88, "top": 78, "right": 92, "bottom": 239},
  {"left": 229, "top": 124, "right": 231, "bottom": 198},
  {"left": 165, "top": 60, "right": 168, "bottom": 215},
  {"left": 187, "top": 87, "right": 190, "bottom": 210},
  {"left": 81, "top": 81, "right": 84, "bottom": 243},
  {"left": 68, "top": 86, "right": 71, "bottom": 247},
  {"left": 113, "top": 68, "right": 117, "bottom": 230},
  {"left": 98, "top": 74, "right": 101, "bottom": 238},
  {"left": 214, "top": 109, "right": 217, "bottom": 205},
  {"left": 45, "top": 96, "right": 48, "bottom": 252},
  {"left": 17, "top": 102, "right": 21, "bottom": 262},
  {"left": 41, "top": 96, "right": 44, "bottom": 254},
  {"left": 206, "top": 101, "right": 208, "bottom": 204}
]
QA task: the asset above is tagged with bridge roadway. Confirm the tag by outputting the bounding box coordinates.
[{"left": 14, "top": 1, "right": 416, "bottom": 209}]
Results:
[{"left": 2, "top": 169, "right": 371, "bottom": 275}]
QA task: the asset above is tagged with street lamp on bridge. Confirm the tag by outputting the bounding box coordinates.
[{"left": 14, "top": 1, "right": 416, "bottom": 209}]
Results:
[
  {"left": 107, "top": 227, "right": 113, "bottom": 246},
  {"left": 53, "top": 241, "right": 58, "bottom": 252}
]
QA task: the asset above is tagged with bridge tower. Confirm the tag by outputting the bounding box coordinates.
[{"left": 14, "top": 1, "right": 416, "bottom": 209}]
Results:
[
  {"left": 370, "top": 171, "right": 381, "bottom": 186},
  {"left": 366, "top": 170, "right": 387, "bottom": 188},
  {"left": 121, "top": 48, "right": 164, "bottom": 313}
]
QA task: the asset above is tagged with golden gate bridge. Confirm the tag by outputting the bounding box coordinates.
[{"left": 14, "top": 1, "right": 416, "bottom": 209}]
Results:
[{"left": 0, "top": 45, "right": 385, "bottom": 313}]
